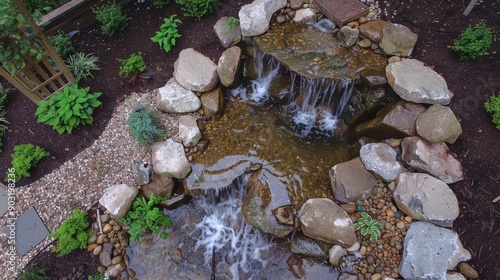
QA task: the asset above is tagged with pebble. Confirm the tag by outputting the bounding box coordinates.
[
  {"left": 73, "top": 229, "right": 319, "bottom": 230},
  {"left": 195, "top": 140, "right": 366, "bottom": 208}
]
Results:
[
  {"left": 459, "top": 262, "right": 479, "bottom": 279},
  {"left": 388, "top": 56, "right": 402, "bottom": 64},
  {"left": 347, "top": 242, "right": 360, "bottom": 252},
  {"left": 340, "top": 203, "right": 357, "bottom": 214},
  {"left": 93, "top": 245, "right": 102, "bottom": 255},
  {"left": 404, "top": 216, "right": 413, "bottom": 223},
  {"left": 359, "top": 38, "right": 372, "bottom": 48},
  {"left": 87, "top": 243, "right": 97, "bottom": 252},
  {"left": 360, "top": 245, "right": 367, "bottom": 255},
  {"left": 103, "top": 223, "right": 112, "bottom": 233},
  {"left": 358, "top": 16, "right": 368, "bottom": 24},
  {"left": 112, "top": 256, "right": 123, "bottom": 265},
  {"left": 96, "top": 234, "right": 106, "bottom": 245},
  {"left": 386, "top": 209, "right": 394, "bottom": 218},
  {"left": 371, "top": 273, "right": 382, "bottom": 280},
  {"left": 396, "top": 221, "right": 405, "bottom": 229},
  {"left": 98, "top": 266, "right": 106, "bottom": 274}
]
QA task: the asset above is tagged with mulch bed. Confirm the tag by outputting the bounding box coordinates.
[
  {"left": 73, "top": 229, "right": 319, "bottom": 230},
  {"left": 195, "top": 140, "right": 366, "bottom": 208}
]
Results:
[{"left": 4, "top": 0, "right": 500, "bottom": 279}]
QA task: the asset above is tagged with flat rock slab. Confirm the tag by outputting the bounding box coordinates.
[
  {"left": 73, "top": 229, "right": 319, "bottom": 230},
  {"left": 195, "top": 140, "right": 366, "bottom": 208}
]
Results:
[
  {"left": 3, "top": 207, "right": 48, "bottom": 255},
  {"left": 314, "top": 0, "right": 369, "bottom": 26},
  {"left": 0, "top": 186, "right": 8, "bottom": 217}
]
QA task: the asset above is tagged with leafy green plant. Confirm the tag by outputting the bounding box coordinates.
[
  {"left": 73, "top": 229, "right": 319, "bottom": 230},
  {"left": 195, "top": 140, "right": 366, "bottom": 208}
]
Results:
[
  {"left": 49, "top": 32, "right": 74, "bottom": 60},
  {"left": 151, "top": 15, "right": 182, "bottom": 53},
  {"left": 485, "top": 93, "right": 500, "bottom": 130},
  {"left": 452, "top": 20, "right": 497, "bottom": 60},
  {"left": 117, "top": 52, "right": 146, "bottom": 77},
  {"left": 65, "top": 52, "right": 100, "bottom": 83},
  {"left": 354, "top": 212, "right": 383, "bottom": 242},
  {"left": 128, "top": 104, "right": 166, "bottom": 147},
  {"left": 35, "top": 84, "right": 102, "bottom": 134},
  {"left": 118, "top": 193, "right": 172, "bottom": 243},
  {"left": 87, "top": 274, "right": 105, "bottom": 280},
  {"left": 0, "top": 84, "right": 9, "bottom": 107},
  {"left": 0, "top": 84, "right": 9, "bottom": 153},
  {"left": 18, "top": 264, "right": 50, "bottom": 280},
  {"left": 6, "top": 144, "right": 49, "bottom": 180},
  {"left": 93, "top": 3, "right": 128, "bottom": 36},
  {"left": 49, "top": 209, "right": 91, "bottom": 256},
  {"left": 22, "top": 0, "right": 70, "bottom": 16},
  {"left": 175, "top": 0, "right": 219, "bottom": 21},
  {"left": 227, "top": 16, "right": 239, "bottom": 29},
  {"left": 152, "top": 0, "right": 171, "bottom": 8}
]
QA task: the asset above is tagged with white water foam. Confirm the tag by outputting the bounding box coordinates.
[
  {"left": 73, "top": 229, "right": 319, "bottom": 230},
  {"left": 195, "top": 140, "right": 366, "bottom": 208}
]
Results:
[{"left": 191, "top": 176, "right": 272, "bottom": 280}]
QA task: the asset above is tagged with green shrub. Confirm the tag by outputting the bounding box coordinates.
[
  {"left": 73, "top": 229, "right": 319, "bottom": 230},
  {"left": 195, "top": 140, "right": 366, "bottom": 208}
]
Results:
[
  {"left": 18, "top": 264, "right": 50, "bottom": 280},
  {"left": 127, "top": 104, "right": 166, "bottom": 146},
  {"left": 50, "top": 209, "right": 91, "bottom": 256},
  {"left": 485, "top": 93, "right": 500, "bottom": 130},
  {"left": 151, "top": 15, "right": 182, "bottom": 53},
  {"left": 117, "top": 52, "right": 146, "bottom": 77},
  {"left": 6, "top": 144, "right": 49, "bottom": 180},
  {"left": 227, "top": 16, "right": 239, "bottom": 29},
  {"left": 87, "top": 274, "right": 105, "bottom": 280},
  {"left": 0, "top": 84, "right": 9, "bottom": 107},
  {"left": 152, "top": 0, "right": 171, "bottom": 8},
  {"left": 65, "top": 52, "right": 100, "bottom": 83},
  {"left": 35, "top": 84, "right": 102, "bottom": 134},
  {"left": 49, "top": 32, "right": 74, "bottom": 60},
  {"left": 93, "top": 3, "right": 128, "bottom": 36},
  {"left": 118, "top": 193, "right": 172, "bottom": 243},
  {"left": 354, "top": 212, "right": 383, "bottom": 242},
  {"left": 175, "top": 0, "right": 219, "bottom": 20},
  {"left": 452, "top": 20, "right": 497, "bottom": 60},
  {"left": 22, "top": 0, "right": 70, "bottom": 16}
]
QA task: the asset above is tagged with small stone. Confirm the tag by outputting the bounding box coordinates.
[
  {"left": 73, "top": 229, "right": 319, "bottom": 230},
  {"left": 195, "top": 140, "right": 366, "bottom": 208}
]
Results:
[
  {"left": 96, "top": 234, "right": 106, "bottom": 245},
  {"left": 92, "top": 245, "right": 102, "bottom": 255},
  {"left": 340, "top": 203, "right": 356, "bottom": 214},
  {"left": 111, "top": 256, "right": 123, "bottom": 265},
  {"left": 98, "top": 266, "right": 106, "bottom": 274},
  {"left": 112, "top": 224, "right": 121, "bottom": 231},
  {"left": 100, "top": 214, "right": 110, "bottom": 223},
  {"left": 388, "top": 56, "right": 401, "bottom": 64},
  {"left": 103, "top": 223, "right": 112, "bottom": 234},
  {"left": 386, "top": 209, "right": 394, "bottom": 218},
  {"left": 367, "top": 255, "right": 375, "bottom": 264},
  {"left": 459, "top": 262, "right": 479, "bottom": 279},
  {"left": 404, "top": 216, "right": 412, "bottom": 223},
  {"left": 396, "top": 221, "right": 405, "bottom": 229},
  {"left": 87, "top": 243, "right": 97, "bottom": 252},
  {"left": 127, "top": 268, "right": 137, "bottom": 278},
  {"left": 359, "top": 16, "right": 368, "bottom": 24},
  {"left": 359, "top": 38, "right": 372, "bottom": 48},
  {"left": 347, "top": 242, "right": 360, "bottom": 252},
  {"left": 360, "top": 245, "right": 367, "bottom": 255},
  {"left": 371, "top": 273, "right": 382, "bottom": 280}
]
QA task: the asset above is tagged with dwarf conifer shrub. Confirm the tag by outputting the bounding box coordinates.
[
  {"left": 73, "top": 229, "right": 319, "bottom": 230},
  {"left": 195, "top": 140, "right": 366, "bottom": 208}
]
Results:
[
  {"left": 7, "top": 144, "right": 49, "bottom": 180},
  {"left": 36, "top": 85, "right": 102, "bottom": 134},
  {"left": 50, "top": 209, "right": 91, "bottom": 256},
  {"left": 93, "top": 3, "right": 128, "bottom": 36},
  {"left": 127, "top": 104, "right": 166, "bottom": 147},
  {"left": 485, "top": 93, "right": 500, "bottom": 130},
  {"left": 452, "top": 20, "right": 497, "bottom": 60}
]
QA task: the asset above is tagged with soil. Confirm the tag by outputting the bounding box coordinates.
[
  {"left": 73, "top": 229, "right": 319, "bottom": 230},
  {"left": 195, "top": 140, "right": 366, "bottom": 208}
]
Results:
[{"left": 4, "top": 0, "right": 499, "bottom": 279}]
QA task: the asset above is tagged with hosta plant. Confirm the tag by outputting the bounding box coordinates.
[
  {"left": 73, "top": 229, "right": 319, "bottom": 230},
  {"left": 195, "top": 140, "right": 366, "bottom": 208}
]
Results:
[
  {"left": 354, "top": 212, "right": 383, "bottom": 242},
  {"left": 118, "top": 193, "right": 172, "bottom": 243},
  {"left": 49, "top": 209, "right": 91, "bottom": 256},
  {"left": 35, "top": 84, "right": 102, "bottom": 134},
  {"left": 485, "top": 93, "right": 500, "bottom": 130},
  {"left": 7, "top": 144, "right": 49, "bottom": 180},
  {"left": 127, "top": 104, "right": 166, "bottom": 147},
  {"left": 151, "top": 15, "right": 182, "bottom": 53}
]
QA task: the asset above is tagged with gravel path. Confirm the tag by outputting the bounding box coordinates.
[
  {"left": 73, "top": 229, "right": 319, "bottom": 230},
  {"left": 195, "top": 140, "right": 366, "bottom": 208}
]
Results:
[{"left": 0, "top": 91, "right": 180, "bottom": 278}]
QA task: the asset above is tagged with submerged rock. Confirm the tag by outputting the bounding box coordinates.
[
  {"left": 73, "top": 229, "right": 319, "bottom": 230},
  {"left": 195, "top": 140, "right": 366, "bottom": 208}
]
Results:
[{"left": 290, "top": 233, "right": 330, "bottom": 259}]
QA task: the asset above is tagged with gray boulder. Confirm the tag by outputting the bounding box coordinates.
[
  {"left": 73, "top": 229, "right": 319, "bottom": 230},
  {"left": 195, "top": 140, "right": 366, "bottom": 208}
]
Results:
[
  {"left": 290, "top": 0, "right": 304, "bottom": 10},
  {"left": 399, "top": 221, "right": 471, "bottom": 280},
  {"left": 133, "top": 162, "right": 153, "bottom": 185},
  {"left": 338, "top": 26, "right": 359, "bottom": 48},
  {"left": 379, "top": 23, "right": 418, "bottom": 56},
  {"left": 151, "top": 139, "right": 191, "bottom": 179},
  {"left": 201, "top": 88, "right": 224, "bottom": 117},
  {"left": 239, "top": 0, "right": 287, "bottom": 37},
  {"left": 105, "top": 262, "right": 126, "bottom": 278},
  {"left": 386, "top": 59, "right": 453, "bottom": 105},
  {"left": 141, "top": 173, "right": 174, "bottom": 201},
  {"left": 217, "top": 46, "right": 242, "bottom": 88},
  {"left": 298, "top": 198, "right": 356, "bottom": 246},
  {"left": 416, "top": 104, "right": 462, "bottom": 144},
  {"left": 173, "top": 48, "right": 219, "bottom": 92},
  {"left": 99, "top": 184, "right": 138, "bottom": 219},
  {"left": 360, "top": 143, "right": 402, "bottom": 182},
  {"left": 394, "top": 172, "right": 459, "bottom": 227},
  {"left": 178, "top": 115, "right": 201, "bottom": 147},
  {"left": 290, "top": 233, "right": 330, "bottom": 259},
  {"left": 213, "top": 16, "right": 241, "bottom": 48},
  {"left": 156, "top": 78, "right": 201, "bottom": 113},
  {"left": 355, "top": 100, "right": 426, "bottom": 140},
  {"left": 402, "top": 136, "right": 464, "bottom": 183},
  {"left": 99, "top": 242, "right": 113, "bottom": 267},
  {"left": 330, "top": 157, "right": 377, "bottom": 202},
  {"left": 293, "top": 8, "right": 317, "bottom": 25}
]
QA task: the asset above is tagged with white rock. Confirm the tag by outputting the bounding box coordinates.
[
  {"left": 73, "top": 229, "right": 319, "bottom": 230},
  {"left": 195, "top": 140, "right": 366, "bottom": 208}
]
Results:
[
  {"left": 329, "top": 245, "right": 347, "bottom": 266},
  {"left": 178, "top": 115, "right": 201, "bottom": 147},
  {"left": 360, "top": 143, "right": 402, "bottom": 182},
  {"left": 99, "top": 184, "right": 138, "bottom": 219},
  {"left": 151, "top": 139, "right": 191, "bottom": 179},
  {"left": 173, "top": 48, "right": 218, "bottom": 92},
  {"left": 293, "top": 8, "right": 317, "bottom": 25},
  {"left": 156, "top": 78, "right": 200, "bottom": 113},
  {"left": 239, "top": 0, "right": 287, "bottom": 37}
]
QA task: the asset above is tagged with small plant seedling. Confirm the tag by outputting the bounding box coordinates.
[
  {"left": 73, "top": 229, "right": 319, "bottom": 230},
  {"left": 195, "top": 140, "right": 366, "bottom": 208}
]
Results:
[
  {"left": 354, "top": 212, "right": 383, "bottom": 242},
  {"left": 151, "top": 15, "right": 182, "bottom": 53}
]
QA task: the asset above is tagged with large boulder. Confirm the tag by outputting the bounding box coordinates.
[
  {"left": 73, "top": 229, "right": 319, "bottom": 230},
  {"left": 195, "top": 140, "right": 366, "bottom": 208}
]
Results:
[
  {"left": 330, "top": 157, "right": 377, "bottom": 203},
  {"left": 416, "top": 104, "right": 462, "bottom": 144},
  {"left": 359, "top": 20, "right": 389, "bottom": 42},
  {"left": 360, "top": 143, "right": 403, "bottom": 182},
  {"left": 173, "top": 48, "right": 219, "bottom": 92},
  {"left": 399, "top": 222, "right": 471, "bottom": 280},
  {"left": 99, "top": 184, "right": 138, "bottom": 219},
  {"left": 386, "top": 59, "right": 453, "bottom": 105},
  {"left": 355, "top": 100, "right": 426, "bottom": 140},
  {"left": 178, "top": 115, "right": 201, "bottom": 147},
  {"left": 239, "top": 0, "right": 287, "bottom": 37},
  {"left": 141, "top": 173, "right": 174, "bottom": 201},
  {"left": 217, "top": 46, "right": 242, "bottom": 88},
  {"left": 298, "top": 198, "right": 356, "bottom": 246},
  {"left": 379, "top": 23, "right": 418, "bottom": 56},
  {"left": 156, "top": 78, "right": 201, "bottom": 113},
  {"left": 401, "top": 136, "right": 464, "bottom": 183},
  {"left": 200, "top": 87, "right": 225, "bottom": 117},
  {"left": 151, "top": 139, "right": 191, "bottom": 179},
  {"left": 338, "top": 26, "right": 359, "bottom": 48},
  {"left": 394, "top": 172, "right": 459, "bottom": 227},
  {"left": 213, "top": 16, "right": 241, "bottom": 48}
]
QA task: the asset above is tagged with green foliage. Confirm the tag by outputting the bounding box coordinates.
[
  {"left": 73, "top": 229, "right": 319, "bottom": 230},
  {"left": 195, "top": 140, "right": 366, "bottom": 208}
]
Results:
[
  {"left": 6, "top": 144, "right": 49, "bottom": 180},
  {"left": 0, "top": 84, "right": 9, "bottom": 153},
  {"left": 175, "top": 0, "right": 219, "bottom": 20},
  {"left": 151, "top": 15, "right": 182, "bottom": 53},
  {"left": 65, "top": 52, "right": 101, "bottom": 83},
  {"left": 354, "top": 212, "right": 383, "bottom": 243},
  {"left": 226, "top": 16, "right": 239, "bottom": 29},
  {"left": 93, "top": 3, "right": 128, "bottom": 36},
  {"left": 118, "top": 193, "right": 172, "bottom": 243},
  {"left": 0, "top": 84, "right": 9, "bottom": 107},
  {"left": 152, "top": 0, "right": 171, "bottom": 8},
  {"left": 0, "top": 0, "right": 45, "bottom": 75},
  {"left": 35, "top": 85, "right": 102, "bottom": 134},
  {"left": 18, "top": 264, "right": 50, "bottom": 280},
  {"left": 50, "top": 209, "right": 91, "bottom": 257},
  {"left": 22, "top": 0, "right": 70, "bottom": 16},
  {"left": 127, "top": 104, "right": 166, "bottom": 147},
  {"left": 452, "top": 20, "right": 497, "bottom": 60},
  {"left": 485, "top": 93, "right": 500, "bottom": 130},
  {"left": 117, "top": 52, "right": 146, "bottom": 77},
  {"left": 87, "top": 274, "right": 105, "bottom": 280},
  {"left": 49, "top": 32, "right": 74, "bottom": 60}
]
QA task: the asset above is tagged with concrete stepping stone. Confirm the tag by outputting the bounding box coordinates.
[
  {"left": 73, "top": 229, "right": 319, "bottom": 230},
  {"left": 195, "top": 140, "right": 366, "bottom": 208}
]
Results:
[
  {"left": 0, "top": 186, "right": 9, "bottom": 217},
  {"left": 3, "top": 207, "right": 49, "bottom": 255},
  {"left": 314, "top": 0, "right": 369, "bottom": 26}
]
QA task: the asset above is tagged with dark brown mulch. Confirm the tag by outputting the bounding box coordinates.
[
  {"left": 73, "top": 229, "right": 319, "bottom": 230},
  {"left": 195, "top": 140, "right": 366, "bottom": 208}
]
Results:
[{"left": 6, "top": 0, "right": 500, "bottom": 279}]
